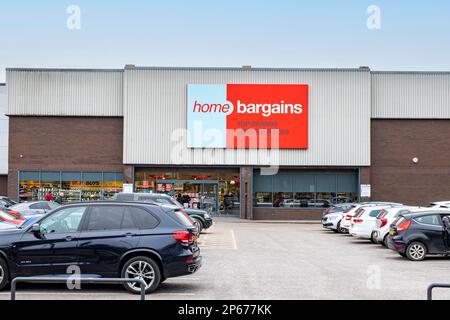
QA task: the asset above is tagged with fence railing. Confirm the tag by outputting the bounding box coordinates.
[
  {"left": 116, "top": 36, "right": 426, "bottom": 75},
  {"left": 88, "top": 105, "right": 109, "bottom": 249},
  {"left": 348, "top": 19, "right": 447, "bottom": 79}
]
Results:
[
  {"left": 427, "top": 283, "right": 450, "bottom": 300},
  {"left": 10, "top": 276, "right": 147, "bottom": 301}
]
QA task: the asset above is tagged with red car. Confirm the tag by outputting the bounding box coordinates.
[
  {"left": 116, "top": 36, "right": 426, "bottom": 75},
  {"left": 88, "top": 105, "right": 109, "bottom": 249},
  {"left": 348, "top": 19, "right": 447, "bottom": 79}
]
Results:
[{"left": 0, "top": 209, "right": 25, "bottom": 225}]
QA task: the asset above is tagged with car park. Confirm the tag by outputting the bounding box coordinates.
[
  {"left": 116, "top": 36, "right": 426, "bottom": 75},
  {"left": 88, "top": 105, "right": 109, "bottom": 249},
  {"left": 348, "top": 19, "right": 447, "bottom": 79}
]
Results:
[
  {"left": 0, "top": 201, "right": 201, "bottom": 294},
  {"left": 8, "top": 201, "right": 60, "bottom": 217},
  {"left": 387, "top": 209, "right": 450, "bottom": 261},
  {"left": 114, "top": 193, "right": 213, "bottom": 233},
  {"left": 322, "top": 203, "right": 355, "bottom": 233}
]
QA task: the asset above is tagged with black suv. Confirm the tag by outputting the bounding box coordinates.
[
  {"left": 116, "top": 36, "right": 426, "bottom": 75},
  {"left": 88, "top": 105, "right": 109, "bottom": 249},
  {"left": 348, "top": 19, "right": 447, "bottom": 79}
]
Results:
[
  {"left": 388, "top": 210, "right": 450, "bottom": 261},
  {"left": 0, "top": 202, "right": 201, "bottom": 294}
]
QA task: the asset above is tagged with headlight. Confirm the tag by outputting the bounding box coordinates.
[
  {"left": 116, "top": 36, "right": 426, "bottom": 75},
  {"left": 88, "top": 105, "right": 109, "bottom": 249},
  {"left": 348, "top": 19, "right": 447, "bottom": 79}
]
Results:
[{"left": 204, "top": 213, "right": 211, "bottom": 219}]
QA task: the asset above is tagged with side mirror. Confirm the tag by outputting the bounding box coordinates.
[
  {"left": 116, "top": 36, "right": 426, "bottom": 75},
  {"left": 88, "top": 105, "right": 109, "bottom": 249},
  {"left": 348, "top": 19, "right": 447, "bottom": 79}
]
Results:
[{"left": 31, "top": 223, "right": 41, "bottom": 233}]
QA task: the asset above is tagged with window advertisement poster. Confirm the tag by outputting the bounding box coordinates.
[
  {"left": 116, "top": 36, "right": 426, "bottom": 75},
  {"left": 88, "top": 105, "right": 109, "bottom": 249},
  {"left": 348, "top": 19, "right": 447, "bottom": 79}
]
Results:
[{"left": 187, "top": 84, "right": 309, "bottom": 149}]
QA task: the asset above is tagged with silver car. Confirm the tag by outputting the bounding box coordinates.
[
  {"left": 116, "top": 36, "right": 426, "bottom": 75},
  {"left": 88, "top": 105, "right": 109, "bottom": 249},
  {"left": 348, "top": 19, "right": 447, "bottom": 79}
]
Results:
[{"left": 9, "top": 201, "right": 61, "bottom": 217}]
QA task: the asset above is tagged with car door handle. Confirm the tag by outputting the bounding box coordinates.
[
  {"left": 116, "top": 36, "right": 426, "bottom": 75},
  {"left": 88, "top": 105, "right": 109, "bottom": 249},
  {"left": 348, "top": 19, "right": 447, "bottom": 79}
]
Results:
[
  {"left": 65, "top": 236, "right": 74, "bottom": 241},
  {"left": 124, "top": 232, "right": 136, "bottom": 237}
]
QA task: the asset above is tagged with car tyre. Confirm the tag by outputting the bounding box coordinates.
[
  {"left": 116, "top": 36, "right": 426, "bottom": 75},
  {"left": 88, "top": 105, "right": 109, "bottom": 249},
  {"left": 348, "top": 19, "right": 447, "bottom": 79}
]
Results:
[
  {"left": 382, "top": 234, "right": 389, "bottom": 247},
  {"left": 193, "top": 218, "right": 204, "bottom": 233},
  {"left": 0, "top": 258, "right": 9, "bottom": 291},
  {"left": 121, "top": 256, "right": 161, "bottom": 294},
  {"left": 338, "top": 221, "right": 347, "bottom": 234},
  {"left": 406, "top": 242, "right": 427, "bottom": 261},
  {"left": 370, "top": 232, "right": 378, "bottom": 244}
]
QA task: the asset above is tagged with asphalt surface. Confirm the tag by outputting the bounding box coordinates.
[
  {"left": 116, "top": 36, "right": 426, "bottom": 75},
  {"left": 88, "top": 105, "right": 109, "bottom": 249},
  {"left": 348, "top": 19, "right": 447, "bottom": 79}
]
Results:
[{"left": 2, "top": 218, "right": 450, "bottom": 300}]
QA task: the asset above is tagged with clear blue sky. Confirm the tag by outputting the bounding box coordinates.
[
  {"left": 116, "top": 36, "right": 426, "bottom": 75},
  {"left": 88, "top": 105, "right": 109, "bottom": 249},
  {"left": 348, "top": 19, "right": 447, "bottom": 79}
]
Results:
[{"left": 0, "top": 0, "right": 449, "bottom": 82}]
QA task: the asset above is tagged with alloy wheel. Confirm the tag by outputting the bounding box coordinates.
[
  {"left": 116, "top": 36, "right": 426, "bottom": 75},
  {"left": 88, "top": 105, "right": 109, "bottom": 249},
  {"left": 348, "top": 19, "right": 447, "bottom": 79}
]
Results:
[
  {"left": 125, "top": 261, "right": 155, "bottom": 290},
  {"left": 409, "top": 244, "right": 425, "bottom": 260},
  {"left": 0, "top": 264, "right": 3, "bottom": 284}
]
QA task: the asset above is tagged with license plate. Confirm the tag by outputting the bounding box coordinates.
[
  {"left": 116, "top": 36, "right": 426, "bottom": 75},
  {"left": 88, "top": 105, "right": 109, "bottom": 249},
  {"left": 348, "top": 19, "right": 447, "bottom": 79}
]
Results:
[{"left": 389, "top": 229, "right": 395, "bottom": 236}]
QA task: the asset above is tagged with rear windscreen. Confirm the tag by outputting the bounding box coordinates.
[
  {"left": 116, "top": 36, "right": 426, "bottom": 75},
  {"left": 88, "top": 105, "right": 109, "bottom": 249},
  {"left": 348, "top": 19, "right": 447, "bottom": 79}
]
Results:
[
  {"left": 354, "top": 208, "right": 365, "bottom": 218},
  {"left": 167, "top": 210, "right": 194, "bottom": 228},
  {"left": 369, "top": 209, "right": 382, "bottom": 217}
]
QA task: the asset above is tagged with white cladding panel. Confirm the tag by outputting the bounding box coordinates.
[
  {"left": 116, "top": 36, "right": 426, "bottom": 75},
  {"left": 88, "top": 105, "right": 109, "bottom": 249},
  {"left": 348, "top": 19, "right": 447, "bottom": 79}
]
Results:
[
  {"left": 123, "top": 68, "right": 371, "bottom": 166},
  {"left": 0, "top": 85, "right": 7, "bottom": 174},
  {"left": 372, "top": 72, "right": 450, "bottom": 118},
  {"left": 6, "top": 69, "right": 123, "bottom": 116}
]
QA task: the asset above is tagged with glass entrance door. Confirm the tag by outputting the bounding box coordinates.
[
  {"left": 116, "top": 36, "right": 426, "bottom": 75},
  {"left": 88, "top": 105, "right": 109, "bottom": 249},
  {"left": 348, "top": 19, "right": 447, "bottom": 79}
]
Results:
[
  {"left": 201, "top": 183, "right": 218, "bottom": 214},
  {"left": 156, "top": 180, "right": 219, "bottom": 215}
]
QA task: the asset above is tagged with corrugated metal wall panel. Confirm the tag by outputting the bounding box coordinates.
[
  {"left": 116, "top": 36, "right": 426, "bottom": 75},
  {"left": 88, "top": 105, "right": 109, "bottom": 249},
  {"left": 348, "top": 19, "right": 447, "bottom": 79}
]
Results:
[
  {"left": 0, "top": 85, "right": 8, "bottom": 174},
  {"left": 372, "top": 72, "right": 450, "bottom": 118},
  {"left": 6, "top": 69, "right": 123, "bottom": 116},
  {"left": 123, "top": 68, "right": 371, "bottom": 166}
]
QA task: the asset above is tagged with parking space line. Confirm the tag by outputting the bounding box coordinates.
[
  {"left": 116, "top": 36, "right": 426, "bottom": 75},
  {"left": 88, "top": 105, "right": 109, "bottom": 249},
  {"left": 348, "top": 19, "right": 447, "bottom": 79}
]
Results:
[{"left": 230, "top": 229, "right": 238, "bottom": 250}]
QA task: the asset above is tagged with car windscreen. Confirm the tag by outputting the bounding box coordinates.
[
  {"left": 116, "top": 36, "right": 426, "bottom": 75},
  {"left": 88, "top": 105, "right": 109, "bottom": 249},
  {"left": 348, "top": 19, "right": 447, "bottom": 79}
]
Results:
[{"left": 393, "top": 216, "right": 406, "bottom": 226}]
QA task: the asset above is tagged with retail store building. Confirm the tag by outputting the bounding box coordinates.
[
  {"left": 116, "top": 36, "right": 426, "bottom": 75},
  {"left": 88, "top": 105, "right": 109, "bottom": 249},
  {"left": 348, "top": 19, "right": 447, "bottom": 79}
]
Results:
[{"left": 4, "top": 66, "right": 450, "bottom": 220}]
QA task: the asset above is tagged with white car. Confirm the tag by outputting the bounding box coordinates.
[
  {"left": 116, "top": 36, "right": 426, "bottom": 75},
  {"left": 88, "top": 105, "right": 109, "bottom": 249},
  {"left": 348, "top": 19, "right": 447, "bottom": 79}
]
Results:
[
  {"left": 322, "top": 203, "right": 355, "bottom": 233},
  {"left": 340, "top": 202, "right": 403, "bottom": 233},
  {"left": 372, "top": 206, "right": 420, "bottom": 246},
  {"left": 349, "top": 205, "right": 401, "bottom": 240}
]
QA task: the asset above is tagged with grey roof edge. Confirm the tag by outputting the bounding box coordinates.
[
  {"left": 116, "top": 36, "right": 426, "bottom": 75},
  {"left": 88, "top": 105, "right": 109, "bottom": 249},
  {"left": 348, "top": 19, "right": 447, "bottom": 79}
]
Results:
[
  {"left": 372, "top": 70, "right": 450, "bottom": 75},
  {"left": 126, "top": 66, "right": 370, "bottom": 72},
  {"left": 5, "top": 67, "right": 450, "bottom": 74},
  {"left": 6, "top": 68, "right": 123, "bottom": 73}
]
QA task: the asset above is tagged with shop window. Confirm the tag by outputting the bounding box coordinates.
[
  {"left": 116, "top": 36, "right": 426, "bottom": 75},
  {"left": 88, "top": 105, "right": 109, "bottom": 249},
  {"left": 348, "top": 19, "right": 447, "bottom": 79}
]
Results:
[
  {"left": 40, "top": 171, "right": 61, "bottom": 200},
  {"left": 103, "top": 172, "right": 123, "bottom": 200},
  {"left": 294, "top": 192, "right": 316, "bottom": 208},
  {"left": 19, "top": 171, "right": 40, "bottom": 201},
  {"left": 253, "top": 170, "right": 358, "bottom": 209},
  {"left": 61, "top": 172, "right": 82, "bottom": 203},
  {"left": 273, "top": 192, "right": 294, "bottom": 207},
  {"left": 82, "top": 172, "right": 102, "bottom": 202},
  {"left": 253, "top": 192, "right": 273, "bottom": 207}
]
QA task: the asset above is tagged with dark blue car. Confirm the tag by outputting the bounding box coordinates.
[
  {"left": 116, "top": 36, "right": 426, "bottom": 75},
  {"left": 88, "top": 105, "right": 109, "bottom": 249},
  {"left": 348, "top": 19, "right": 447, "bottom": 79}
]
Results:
[{"left": 0, "top": 202, "right": 201, "bottom": 294}]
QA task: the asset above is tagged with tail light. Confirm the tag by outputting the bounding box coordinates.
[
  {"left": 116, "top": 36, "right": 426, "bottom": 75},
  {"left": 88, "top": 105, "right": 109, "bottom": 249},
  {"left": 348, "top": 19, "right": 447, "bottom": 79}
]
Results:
[
  {"left": 380, "top": 218, "right": 388, "bottom": 228},
  {"left": 172, "top": 230, "right": 194, "bottom": 246},
  {"left": 353, "top": 218, "right": 363, "bottom": 223},
  {"left": 397, "top": 220, "right": 411, "bottom": 232}
]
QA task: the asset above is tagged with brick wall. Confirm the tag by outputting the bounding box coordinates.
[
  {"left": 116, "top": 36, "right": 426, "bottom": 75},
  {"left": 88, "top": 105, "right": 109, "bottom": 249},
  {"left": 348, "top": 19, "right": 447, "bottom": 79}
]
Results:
[
  {"left": 8, "top": 116, "right": 124, "bottom": 199},
  {"left": 371, "top": 119, "right": 450, "bottom": 206}
]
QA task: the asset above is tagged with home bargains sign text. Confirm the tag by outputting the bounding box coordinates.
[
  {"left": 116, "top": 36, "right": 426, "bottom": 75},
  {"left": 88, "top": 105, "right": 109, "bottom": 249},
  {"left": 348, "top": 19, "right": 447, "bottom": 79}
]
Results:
[{"left": 187, "top": 84, "right": 308, "bottom": 149}]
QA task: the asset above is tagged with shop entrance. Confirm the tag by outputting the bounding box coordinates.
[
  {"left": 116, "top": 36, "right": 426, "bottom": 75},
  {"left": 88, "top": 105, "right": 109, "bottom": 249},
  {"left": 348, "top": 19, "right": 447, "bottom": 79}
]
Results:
[
  {"left": 156, "top": 180, "right": 219, "bottom": 215},
  {"left": 135, "top": 167, "right": 241, "bottom": 217}
]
